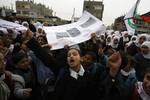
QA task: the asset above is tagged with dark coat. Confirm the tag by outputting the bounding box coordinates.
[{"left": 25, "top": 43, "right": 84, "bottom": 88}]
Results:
[
  {"left": 126, "top": 42, "right": 140, "bottom": 56},
  {"left": 26, "top": 38, "right": 60, "bottom": 76},
  {"left": 98, "top": 73, "right": 130, "bottom": 100},
  {"left": 134, "top": 53, "right": 150, "bottom": 81},
  {"left": 55, "top": 68, "right": 99, "bottom": 100},
  {"left": 118, "top": 36, "right": 131, "bottom": 51}
]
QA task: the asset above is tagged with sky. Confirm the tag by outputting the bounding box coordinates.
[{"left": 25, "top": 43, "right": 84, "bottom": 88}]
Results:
[{"left": 0, "top": 0, "right": 150, "bottom": 26}]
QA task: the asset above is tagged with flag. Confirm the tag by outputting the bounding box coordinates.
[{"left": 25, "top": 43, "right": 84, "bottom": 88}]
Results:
[{"left": 124, "top": 0, "right": 141, "bottom": 34}]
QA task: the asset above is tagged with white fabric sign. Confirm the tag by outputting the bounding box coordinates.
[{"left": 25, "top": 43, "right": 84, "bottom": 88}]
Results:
[
  {"left": 44, "top": 11, "right": 106, "bottom": 50},
  {"left": 0, "top": 19, "right": 27, "bottom": 32}
]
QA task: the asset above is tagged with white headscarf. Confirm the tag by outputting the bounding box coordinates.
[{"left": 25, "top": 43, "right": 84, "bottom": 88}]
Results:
[
  {"left": 137, "top": 82, "right": 150, "bottom": 100},
  {"left": 138, "top": 34, "right": 148, "bottom": 42},
  {"left": 131, "top": 35, "right": 138, "bottom": 42},
  {"left": 122, "top": 31, "right": 129, "bottom": 42},
  {"left": 33, "top": 22, "right": 42, "bottom": 29},
  {"left": 36, "top": 26, "right": 43, "bottom": 31},
  {"left": 14, "top": 21, "right": 20, "bottom": 24},
  {"left": 70, "top": 44, "right": 80, "bottom": 51},
  {"left": 141, "top": 41, "right": 150, "bottom": 59},
  {"left": 136, "top": 34, "right": 148, "bottom": 47},
  {"left": 99, "top": 33, "right": 105, "bottom": 42},
  {"left": 22, "top": 21, "right": 29, "bottom": 28},
  {"left": 126, "top": 35, "right": 138, "bottom": 47},
  {"left": 106, "top": 35, "right": 112, "bottom": 46},
  {"left": 128, "top": 31, "right": 134, "bottom": 36},
  {"left": 35, "top": 26, "right": 45, "bottom": 37},
  {"left": 106, "top": 30, "right": 114, "bottom": 36},
  {"left": 0, "top": 27, "right": 8, "bottom": 34},
  {"left": 111, "top": 35, "right": 120, "bottom": 49},
  {"left": 114, "top": 31, "right": 121, "bottom": 37}
]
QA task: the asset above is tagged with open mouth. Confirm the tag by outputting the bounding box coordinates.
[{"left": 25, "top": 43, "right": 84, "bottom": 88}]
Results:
[
  {"left": 69, "top": 59, "right": 76, "bottom": 65},
  {"left": 70, "top": 59, "right": 75, "bottom": 63}
]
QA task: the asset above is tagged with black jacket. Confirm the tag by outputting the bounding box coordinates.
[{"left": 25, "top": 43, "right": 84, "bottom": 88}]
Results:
[
  {"left": 55, "top": 68, "right": 99, "bottom": 100},
  {"left": 134, "top": 53, "right": 150, "bottom": 81},
  {"left": 98, "top": 73, "right": 130, "bottom": 100}
]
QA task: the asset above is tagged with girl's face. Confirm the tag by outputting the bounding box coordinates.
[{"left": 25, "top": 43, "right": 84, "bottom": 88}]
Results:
[
  {"left": 17, "top": 57, "right": 30, "bottom": 70},
  {"left": 82, "top": 54, "right": 94, "bottom": 67},
  {"left": 37, "top": 36, "right": 46, "bottom": 45},
  {"left": 100, "top": 35, "right": 105, "bottom": 40},
  {"left": 107, "top": 37, "right": 111, "bottom": 42},
  {"left": 113, "top": 39, "right": 119, "bottom": 44},
  {"left": 124, "top": 33, "right": 128, "bottom": 38},
  {"left": 141, "top": 45, "right": 149, "bottom": 55},
  {"left": 67, "top": 49, "right": 81, "bottom": 69},
  {"left": 139, "top": 36, "right": 146, "bottom": 44},
  {"left": 132, "top": 37, "right": 136, "bottom": 41},
  {"left": 37, "top": 28, "right": 43, "bottom": 33},
  {"left": 143, "top": 73, "right": 150, "bottom": 96}
]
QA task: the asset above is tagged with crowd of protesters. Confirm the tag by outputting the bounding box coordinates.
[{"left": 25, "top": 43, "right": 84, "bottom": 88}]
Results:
[{"left": 0, "top": 20, "right": 150, "bottom": 100}]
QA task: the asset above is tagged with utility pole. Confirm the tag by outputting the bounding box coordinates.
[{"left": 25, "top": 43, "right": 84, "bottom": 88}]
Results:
[
  {"left": 71, "top": 8, "right": 75, "bottom": 23},
  {"left": 11, "top": 3, "right": 13, "bottom": 10}
]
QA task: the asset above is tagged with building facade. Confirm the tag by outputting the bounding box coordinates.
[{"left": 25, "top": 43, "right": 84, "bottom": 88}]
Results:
[
  {"left": 83, "top": 0, "right": 104, "bottom": 20},
  {"left": 0, "top": 7, "right": 14, "bottom": 18},
  {"left": 113, "top": 16, "right": 126, "bottom": 32},
  {"left": 16, "top": 0, "right": 53, "bottom": 18}
]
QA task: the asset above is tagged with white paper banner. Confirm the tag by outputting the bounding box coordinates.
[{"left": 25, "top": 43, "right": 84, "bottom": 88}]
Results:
[
  {"left": 0, "top": 19, "right": 27, "bottom": 32},
  {"left": 44, "top": 11, "right": 106, "bottom": 50}
]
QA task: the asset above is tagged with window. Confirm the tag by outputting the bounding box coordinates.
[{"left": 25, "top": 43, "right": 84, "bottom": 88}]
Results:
[
  {"left": 17, "top": 11, "right": 21, "bottom": 14},
  {"left": 22, "top": 11, "right": 29, "bottom": 15},
  {"left": 94, "top": 5, "right": 103, "bottom": 10}
]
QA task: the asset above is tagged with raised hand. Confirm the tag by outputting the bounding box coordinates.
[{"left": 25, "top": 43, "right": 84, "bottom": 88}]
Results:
[
  {"left": 23, "top": 88, "right": 32, "bottom": 97},
  {"left": 22, "top": 29, "right": 33, "bottom": 41}
]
